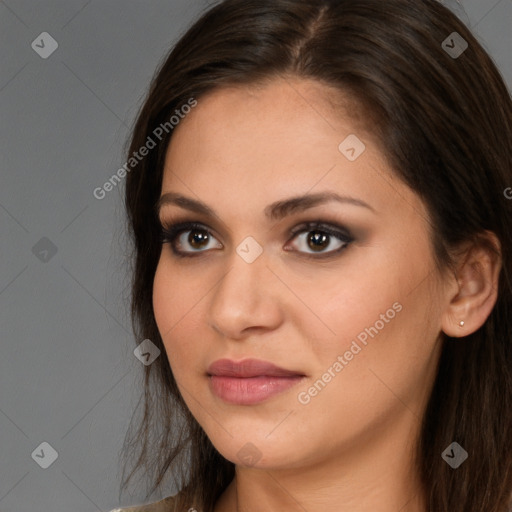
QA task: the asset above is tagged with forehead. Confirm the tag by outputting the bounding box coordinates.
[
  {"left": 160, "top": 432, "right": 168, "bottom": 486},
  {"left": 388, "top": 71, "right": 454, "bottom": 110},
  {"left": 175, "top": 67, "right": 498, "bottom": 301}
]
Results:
[
  {"left": 160, "top": 77, "right": 427, "bottom": 227},
  {"left": 163, "top": 78, "right": 371, "bottom": 177},
  {"left": 169, "top": 77, "right": 368, "bottom": 144}
]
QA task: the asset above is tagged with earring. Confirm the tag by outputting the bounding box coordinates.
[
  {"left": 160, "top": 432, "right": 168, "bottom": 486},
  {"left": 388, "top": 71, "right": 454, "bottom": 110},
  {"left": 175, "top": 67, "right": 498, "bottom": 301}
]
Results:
[{"left": 459, "top": 320, "right": 465, "bottom": 327}]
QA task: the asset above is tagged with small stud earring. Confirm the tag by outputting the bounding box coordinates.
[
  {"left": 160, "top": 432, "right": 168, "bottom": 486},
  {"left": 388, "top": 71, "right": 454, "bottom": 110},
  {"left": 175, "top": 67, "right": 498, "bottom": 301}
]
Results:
[{"left": 459, "top": 320, "right": 465, "bottom": 327}]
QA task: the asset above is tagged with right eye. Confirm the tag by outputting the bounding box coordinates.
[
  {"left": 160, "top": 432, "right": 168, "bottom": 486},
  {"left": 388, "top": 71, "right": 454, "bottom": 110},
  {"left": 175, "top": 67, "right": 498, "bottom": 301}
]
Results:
[{"left": 160, "top": 221, "right": 223, "bottom": 256}]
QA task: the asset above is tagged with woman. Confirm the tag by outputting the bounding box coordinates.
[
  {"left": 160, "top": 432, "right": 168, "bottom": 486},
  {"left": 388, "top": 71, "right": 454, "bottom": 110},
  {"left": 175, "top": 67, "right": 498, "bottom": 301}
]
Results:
[{"left": 111, "top": 0, "right": 512, "bottom": 510}]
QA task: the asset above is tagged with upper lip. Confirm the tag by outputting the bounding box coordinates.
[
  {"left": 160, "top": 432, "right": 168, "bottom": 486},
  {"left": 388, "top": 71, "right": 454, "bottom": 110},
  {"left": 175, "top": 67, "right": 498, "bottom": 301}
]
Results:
[{"left": 207, "top": 358, "right": 305, "bottom": 378}]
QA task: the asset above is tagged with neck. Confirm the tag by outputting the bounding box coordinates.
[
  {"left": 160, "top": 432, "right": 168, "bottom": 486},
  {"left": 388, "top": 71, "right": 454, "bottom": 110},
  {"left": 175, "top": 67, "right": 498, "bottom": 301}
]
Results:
[{"left": 216, "top": 409, "right": 427, "bottom": 512}]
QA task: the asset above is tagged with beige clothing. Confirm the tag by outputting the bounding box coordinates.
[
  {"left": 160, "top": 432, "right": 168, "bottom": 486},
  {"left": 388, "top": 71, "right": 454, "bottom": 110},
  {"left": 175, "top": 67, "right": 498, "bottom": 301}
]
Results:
[{"left": 109, "top": 494, "right": 180, "bottom": 512}]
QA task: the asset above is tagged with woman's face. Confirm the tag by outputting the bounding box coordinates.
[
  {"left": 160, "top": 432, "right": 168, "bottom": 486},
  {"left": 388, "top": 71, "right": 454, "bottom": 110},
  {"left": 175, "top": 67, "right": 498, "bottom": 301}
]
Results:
[{"left": 153, "top": 77, "right": 447, "bottom": 470}]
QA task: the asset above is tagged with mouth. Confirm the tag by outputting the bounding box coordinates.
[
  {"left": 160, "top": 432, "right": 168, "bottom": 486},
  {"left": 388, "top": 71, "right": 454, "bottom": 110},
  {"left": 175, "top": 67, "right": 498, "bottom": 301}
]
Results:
[{"left": 206, "top": 358, "right": 306, "bottom": 405}]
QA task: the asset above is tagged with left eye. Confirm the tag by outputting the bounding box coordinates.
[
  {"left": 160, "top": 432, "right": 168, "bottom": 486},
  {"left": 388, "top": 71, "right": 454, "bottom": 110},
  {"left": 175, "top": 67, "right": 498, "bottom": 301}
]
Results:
[
  {"left": 159, "top": 221, "right": 353, "bottom": 257},
  {"left": 285, "top": 222, "right": 353, "bottom": 257}
]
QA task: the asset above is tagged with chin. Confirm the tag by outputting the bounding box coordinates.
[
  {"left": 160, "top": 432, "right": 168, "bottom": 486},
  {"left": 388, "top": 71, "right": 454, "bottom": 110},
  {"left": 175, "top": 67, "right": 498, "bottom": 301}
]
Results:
[{"left": 205, "top": 429, "right": 305, "bottom": 469}]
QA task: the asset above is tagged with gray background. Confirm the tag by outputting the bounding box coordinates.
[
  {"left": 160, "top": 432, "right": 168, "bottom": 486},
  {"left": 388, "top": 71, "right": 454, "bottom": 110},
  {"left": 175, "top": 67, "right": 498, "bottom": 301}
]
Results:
[{"left": 0, "top": 1, "right": 510, "bottom": 511}]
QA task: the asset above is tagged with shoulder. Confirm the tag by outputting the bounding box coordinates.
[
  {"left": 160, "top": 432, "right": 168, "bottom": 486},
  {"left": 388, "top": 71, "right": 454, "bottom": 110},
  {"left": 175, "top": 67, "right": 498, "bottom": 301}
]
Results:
[{"left": 108, "top": 494, "right": 180, "bottom": 512}]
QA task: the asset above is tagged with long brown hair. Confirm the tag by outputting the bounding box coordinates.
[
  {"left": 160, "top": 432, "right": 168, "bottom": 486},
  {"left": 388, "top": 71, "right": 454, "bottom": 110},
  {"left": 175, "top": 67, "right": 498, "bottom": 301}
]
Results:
[{"left": 119, "top": 1, "right": 512, "bottom": 510}]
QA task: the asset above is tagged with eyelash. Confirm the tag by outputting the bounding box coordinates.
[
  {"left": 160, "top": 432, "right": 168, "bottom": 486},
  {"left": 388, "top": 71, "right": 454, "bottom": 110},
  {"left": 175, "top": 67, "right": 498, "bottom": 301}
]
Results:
[{"left": 158, "top": 220, "right": 354, "bottom": 260}]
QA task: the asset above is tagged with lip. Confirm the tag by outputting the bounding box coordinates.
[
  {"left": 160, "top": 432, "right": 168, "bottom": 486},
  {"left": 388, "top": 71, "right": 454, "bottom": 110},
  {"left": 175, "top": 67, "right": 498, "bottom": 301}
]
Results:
[
  {"left": 207, "top": 358, "right": 306, "bottom": 405},
  {"left": 207, "top": 358, "right": 304, "bottom": 378}
]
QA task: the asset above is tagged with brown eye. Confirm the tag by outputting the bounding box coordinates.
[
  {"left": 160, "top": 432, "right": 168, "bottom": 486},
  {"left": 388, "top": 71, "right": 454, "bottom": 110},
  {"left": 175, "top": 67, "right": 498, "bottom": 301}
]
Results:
[
  {"left": 286, "top": 222, "right": 353, "bottom": 257},
  {"left": 307, "top": 231, "right": 330, "bottom": 251},
  {"left": 188, "top": 229, "right": 210, "bottom": 249},
  {"left": 159, "top": 222, "right": 222, "bottom": 255}
]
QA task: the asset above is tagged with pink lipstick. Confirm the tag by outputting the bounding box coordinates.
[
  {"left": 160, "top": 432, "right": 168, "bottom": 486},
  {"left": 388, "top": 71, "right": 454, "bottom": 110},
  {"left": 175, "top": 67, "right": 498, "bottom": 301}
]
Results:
[{"left": 207, "top": 358, "right": 305, "bottom": 405}]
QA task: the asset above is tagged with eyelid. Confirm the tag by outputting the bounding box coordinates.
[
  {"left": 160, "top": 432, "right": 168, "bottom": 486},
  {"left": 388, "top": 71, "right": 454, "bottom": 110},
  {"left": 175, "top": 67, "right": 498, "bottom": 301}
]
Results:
[
  {"left": 287, "top": 221, "right": 352, "bottom": 240},
  {"left": 159, "top": 217, "right": 223, "bottom": 242}
]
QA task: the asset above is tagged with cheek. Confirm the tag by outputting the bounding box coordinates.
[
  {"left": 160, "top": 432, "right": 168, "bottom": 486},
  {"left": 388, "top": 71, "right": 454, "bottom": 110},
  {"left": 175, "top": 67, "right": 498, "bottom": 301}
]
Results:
[
  {"left": 318, "top": 235, "right": 435, "bottom": 352},
  {"left": 280, "top": 250, "right": 407, "bottom": 359},
  {"left": 290, "top": 302, "right": 437, "bottom": 453},
  {"left": 152, "top": 258, "right": 202, "bottom": 371},
  {"left": 293, "top": 243, "right": 439, "bottom": 409},
  {"left": 311, "top": 284, "right": 439, "bottom": 426}
]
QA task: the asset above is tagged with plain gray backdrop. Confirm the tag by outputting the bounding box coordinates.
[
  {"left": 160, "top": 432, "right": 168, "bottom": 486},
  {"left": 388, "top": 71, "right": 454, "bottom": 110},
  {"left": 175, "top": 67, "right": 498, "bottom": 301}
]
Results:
[{"left": 0, "top": 1, "right": 511, "bottom": 511}]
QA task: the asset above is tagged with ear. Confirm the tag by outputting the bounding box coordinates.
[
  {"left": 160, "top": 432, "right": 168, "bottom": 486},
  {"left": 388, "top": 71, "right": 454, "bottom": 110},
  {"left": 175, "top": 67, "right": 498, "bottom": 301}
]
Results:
[{"left": 441, "top": 231, "right": 502, "bottom": 337}]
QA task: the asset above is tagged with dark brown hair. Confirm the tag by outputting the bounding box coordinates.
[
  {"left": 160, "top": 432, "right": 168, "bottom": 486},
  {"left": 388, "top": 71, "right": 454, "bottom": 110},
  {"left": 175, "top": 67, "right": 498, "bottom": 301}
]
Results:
[{"left": 119, "top": 0, "right": 512, "bottom": 510}]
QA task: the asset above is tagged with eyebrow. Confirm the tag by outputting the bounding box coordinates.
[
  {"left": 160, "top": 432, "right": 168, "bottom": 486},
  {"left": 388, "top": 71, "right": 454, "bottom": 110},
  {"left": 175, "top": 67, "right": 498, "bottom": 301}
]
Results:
[{"left": 155, "top": 191, "right": 376, "bottom": 221}]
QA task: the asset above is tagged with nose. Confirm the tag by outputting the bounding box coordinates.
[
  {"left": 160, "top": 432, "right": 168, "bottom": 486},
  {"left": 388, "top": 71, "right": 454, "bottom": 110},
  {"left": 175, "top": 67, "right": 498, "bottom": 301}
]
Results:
[{"left": 207, "top": 248, "right": 284, "bottom": 340}]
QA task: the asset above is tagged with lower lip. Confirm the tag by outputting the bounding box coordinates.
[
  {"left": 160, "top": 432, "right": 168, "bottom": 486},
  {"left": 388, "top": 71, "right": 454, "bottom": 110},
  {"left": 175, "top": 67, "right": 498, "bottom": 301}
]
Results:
[{"left": 209, "top": 375, "right": 305, "bottom": 405}]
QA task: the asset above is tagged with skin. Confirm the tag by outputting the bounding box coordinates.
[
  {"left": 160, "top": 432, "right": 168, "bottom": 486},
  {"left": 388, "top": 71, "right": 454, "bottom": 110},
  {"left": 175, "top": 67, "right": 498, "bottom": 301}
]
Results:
[{"left": 152, "top": 77, "right": 501, "bottom": 512}]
